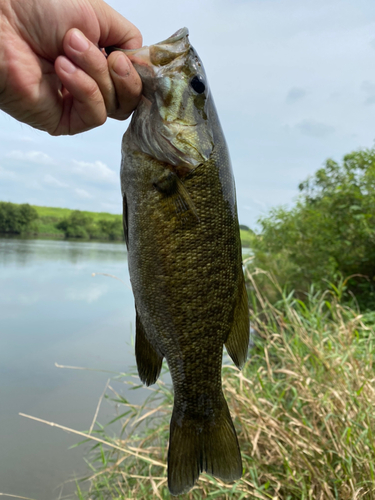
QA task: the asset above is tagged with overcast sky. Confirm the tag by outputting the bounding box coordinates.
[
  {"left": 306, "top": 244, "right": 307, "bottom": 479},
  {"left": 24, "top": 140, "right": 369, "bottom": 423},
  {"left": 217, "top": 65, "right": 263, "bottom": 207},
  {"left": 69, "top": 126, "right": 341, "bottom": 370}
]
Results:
[{"left": 1, "top": 0, "right": 375, "bottom": 227}]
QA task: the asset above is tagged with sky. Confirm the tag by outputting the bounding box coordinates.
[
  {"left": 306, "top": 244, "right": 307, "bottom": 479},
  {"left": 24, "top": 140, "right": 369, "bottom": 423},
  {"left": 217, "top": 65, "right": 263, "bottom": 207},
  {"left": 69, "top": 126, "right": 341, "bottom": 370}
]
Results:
[{"left": 1, "top": 0, "right": 375, "bottom": 227}]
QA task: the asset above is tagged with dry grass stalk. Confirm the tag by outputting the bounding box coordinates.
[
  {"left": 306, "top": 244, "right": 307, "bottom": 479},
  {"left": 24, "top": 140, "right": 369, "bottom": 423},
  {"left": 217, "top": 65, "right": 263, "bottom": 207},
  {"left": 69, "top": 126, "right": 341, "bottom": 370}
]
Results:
[
  {"left": 74, "top": 271, "right": 375, "bottom": 499},
  {"left": 26, "top": 270, "right": 375, "bottom": 499}
]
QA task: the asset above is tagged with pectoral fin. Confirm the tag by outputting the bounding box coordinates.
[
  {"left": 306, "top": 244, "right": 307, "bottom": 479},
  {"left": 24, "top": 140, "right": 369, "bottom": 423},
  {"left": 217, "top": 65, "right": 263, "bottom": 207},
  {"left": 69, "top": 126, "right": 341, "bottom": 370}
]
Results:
[
  {"left": 153, "top": 171, "right": 199, "bottom": 222},
  {"left": 135, "top": 310, "right": 163, "bottom": 386},
  {"left": 225, "top": 277, "right": 250, "bottom": 369}
]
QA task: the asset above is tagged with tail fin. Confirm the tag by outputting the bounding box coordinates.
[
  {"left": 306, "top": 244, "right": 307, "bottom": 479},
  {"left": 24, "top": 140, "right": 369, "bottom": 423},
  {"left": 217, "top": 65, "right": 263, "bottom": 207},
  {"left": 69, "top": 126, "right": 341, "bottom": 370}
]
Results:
[{"left": 167, "top": 396, "right": 242, "bottom": 496}]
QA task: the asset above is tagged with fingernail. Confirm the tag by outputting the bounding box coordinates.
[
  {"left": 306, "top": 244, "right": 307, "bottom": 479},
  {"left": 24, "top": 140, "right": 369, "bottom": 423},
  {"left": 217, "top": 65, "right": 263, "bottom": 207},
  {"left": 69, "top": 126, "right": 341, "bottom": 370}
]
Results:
[
  {"left": 60, "top": 57, "right": 77, "bottom": 74},
  {"left": 70, "top": 29, "right": 90, "bottom": 52},
  {"left": 112, "top": 54, "right": 131, "bottom": 77}
]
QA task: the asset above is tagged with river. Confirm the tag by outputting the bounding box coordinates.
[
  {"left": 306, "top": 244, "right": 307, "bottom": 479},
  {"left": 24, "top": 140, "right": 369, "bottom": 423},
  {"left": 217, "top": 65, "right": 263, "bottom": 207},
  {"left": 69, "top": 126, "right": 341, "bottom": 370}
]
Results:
[{"left": 0, "top": 237, "right": 140, "bottom": 500}]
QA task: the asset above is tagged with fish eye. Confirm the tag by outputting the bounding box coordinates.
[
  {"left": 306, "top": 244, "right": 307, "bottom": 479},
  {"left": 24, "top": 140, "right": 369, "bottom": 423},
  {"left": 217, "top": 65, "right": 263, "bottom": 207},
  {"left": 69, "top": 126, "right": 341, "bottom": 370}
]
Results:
[{"left": 190, "top": 75, "right": 206, "bottom": 94}]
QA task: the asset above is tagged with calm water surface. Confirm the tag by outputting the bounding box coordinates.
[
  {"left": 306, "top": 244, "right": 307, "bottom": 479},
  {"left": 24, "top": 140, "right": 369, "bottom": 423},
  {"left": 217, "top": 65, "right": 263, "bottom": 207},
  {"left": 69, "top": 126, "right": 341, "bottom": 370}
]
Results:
[{"left": 0, "top": 238, "right": 139, "bottom": 500}]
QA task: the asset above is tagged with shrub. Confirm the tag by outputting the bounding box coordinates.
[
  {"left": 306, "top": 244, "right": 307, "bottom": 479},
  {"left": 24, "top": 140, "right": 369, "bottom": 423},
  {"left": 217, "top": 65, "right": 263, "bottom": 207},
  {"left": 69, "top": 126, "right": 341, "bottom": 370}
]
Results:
[
  {"left": 249, "top": 148, "right": 375, "bottom": 309},
  {"left": 56, "top": 210, "right": 124, "bottom": 240},
  {"left": 0, "top": 202, "right": 38, "bottom": 234},
  {"left": 56, "top": 210, "right": 93, "bottom": 239}
]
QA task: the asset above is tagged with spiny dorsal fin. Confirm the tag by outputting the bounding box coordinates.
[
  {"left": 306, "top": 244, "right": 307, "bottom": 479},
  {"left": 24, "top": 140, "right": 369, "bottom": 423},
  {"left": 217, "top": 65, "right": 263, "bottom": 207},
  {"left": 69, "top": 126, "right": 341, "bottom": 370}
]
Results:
[
  {"left": 135, "top": 310, "right": 163, "bottom": 386},
  {"left": 225, "top": 276, "right": 250, "bottom": 369}
]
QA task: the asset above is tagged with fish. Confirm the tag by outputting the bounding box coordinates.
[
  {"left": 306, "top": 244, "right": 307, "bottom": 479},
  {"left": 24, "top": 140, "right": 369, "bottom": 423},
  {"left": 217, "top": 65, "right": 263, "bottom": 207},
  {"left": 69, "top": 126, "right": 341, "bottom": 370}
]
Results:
[{"left": 115, "top": 28, "right": 249, "bottom": 495}]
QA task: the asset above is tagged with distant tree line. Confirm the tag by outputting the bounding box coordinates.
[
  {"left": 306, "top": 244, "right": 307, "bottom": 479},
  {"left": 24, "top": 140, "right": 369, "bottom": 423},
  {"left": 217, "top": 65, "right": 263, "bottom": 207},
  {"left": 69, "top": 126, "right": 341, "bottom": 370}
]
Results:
[
  {"left": 56, "top": 210, "right": 123, "bottom": 240},
  {"left": 0, "top": 202, "right": 124, "bottom": 241},
  {"left": 0, "top": 202, "right": 38, "bottom": 234}
]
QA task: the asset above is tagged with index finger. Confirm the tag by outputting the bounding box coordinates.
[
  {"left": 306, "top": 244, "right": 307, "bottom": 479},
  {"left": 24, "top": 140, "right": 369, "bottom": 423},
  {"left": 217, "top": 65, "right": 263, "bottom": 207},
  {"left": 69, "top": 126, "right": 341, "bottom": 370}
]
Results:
[{"left": 91, "top": 0, "right": 143, "bottom": 50}]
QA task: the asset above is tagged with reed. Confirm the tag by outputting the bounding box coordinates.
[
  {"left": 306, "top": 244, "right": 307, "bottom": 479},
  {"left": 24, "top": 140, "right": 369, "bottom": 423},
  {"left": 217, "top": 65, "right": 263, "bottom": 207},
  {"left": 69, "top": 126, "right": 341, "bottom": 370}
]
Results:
[{"left": 76, "top": 268, "right": 375, "bottom": 499}]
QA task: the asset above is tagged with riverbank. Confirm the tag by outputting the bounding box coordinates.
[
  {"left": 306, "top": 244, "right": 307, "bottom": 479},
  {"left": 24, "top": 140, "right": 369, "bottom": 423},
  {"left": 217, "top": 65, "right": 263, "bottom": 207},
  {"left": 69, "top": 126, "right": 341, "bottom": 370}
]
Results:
[
  {"left": 75, "top": 269, "right": 375, "bottom": 499},
  {"left": 0, "top": 202, "right": 254, "bottom": 246}
]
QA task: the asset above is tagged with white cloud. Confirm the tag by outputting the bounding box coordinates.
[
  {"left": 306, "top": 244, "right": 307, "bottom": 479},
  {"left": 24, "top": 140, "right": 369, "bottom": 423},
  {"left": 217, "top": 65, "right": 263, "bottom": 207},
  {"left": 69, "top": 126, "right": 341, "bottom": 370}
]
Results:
[
  {"left": 75, "top": 188, "right": 92, "bottom": 199},
  {"left": 43, "top": 174, "right": 68, "bottom": 188},
  {"left": 295, "top": 119, "right": 335, "bottom": 138},
  {"left": 28, "top": 180, "right": 43, "bottom": 190},
  {"left": 6, "top": 150, "right": 55, "bottom": 165},
  {"left": 0, "top": 166, "right": 17, "bottom": 180},
  {"left": 72, "top": 160, "right": 118, "bottom": 184},
  {"left": 100, "top": 201, "right": 122, "bottom": 213}
]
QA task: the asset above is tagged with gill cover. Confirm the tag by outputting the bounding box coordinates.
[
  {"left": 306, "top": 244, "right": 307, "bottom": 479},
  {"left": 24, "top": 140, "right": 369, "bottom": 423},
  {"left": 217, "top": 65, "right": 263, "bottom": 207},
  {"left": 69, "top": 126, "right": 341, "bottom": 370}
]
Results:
[{"left": 126, "top": 28, "right": 214, "bottom": 173}]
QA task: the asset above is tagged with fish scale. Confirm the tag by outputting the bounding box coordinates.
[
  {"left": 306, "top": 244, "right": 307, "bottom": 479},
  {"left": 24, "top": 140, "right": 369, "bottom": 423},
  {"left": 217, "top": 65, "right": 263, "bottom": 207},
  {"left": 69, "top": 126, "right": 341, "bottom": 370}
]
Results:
[{"left": 117, "top": 27, "right": 250, "bottom": 495}]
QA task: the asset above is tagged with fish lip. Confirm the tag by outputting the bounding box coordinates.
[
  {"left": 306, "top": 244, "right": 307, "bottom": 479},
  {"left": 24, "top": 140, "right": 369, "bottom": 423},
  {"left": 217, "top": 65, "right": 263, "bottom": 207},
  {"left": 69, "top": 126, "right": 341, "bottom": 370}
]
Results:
[
  {"left": 106, "top": 28, "right": 190, "bottom": 68},
  {"left": 126, "top": 46, "right": 151, "bottom": 68},
  {"left": 156, "top": 27, "right": 189, "bottom": 45},
  {"left": 109, "top": 27, "right": 189, "bottom": 58}
]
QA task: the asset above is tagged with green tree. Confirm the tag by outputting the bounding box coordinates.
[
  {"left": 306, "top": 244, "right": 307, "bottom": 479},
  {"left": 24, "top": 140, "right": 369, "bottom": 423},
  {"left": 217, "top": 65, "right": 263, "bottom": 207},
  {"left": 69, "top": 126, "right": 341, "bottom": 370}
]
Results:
[
  {"left": 56, "top": 210, "right": 93, "bottom": 238},
  {"left": 250, "top": 148, "right": 375, "bottom": 309},
  {"left": 0, "top": 202, "right": 38, "bottom": 234},
  {"left": 56, "top": 211, "right": 124, "bottom": 240},
  {"left": 97, "top": 218, "right": 123, "bottom": 240}
]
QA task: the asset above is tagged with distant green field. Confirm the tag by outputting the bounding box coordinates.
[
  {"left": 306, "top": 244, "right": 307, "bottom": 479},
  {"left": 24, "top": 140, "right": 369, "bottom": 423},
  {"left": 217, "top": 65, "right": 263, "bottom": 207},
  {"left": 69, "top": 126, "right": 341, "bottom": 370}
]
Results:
[{"left": 32, "top": 205, "right": 122, "bottom": 222}]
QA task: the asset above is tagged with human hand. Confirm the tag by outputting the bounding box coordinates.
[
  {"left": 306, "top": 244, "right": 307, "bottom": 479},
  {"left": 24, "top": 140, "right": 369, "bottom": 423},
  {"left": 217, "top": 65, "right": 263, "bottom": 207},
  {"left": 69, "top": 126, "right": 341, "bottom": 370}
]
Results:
[{"left": 0, "top": 0, "right": 142, "bottom": 135}]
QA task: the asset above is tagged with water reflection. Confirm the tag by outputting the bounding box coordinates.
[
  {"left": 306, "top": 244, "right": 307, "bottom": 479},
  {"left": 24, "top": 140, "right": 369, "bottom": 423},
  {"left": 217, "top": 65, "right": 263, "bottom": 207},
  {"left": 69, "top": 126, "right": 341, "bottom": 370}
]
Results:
[
  {"left": 0, "top": 237, "right": 136, "bottom": 500},
  {"left": 0, "top": 237, "right": 127, "bottom": 267}
]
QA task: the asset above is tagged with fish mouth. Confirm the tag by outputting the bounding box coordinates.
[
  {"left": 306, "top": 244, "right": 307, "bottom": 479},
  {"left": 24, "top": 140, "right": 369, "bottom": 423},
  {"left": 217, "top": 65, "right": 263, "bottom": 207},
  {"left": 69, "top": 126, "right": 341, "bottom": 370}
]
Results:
[
  {"left": 106, "top": 28, "right": 190, "bottom": 68},
  {"left": 156, "top": 27, "right": 189, "bottom": 45},
  {"left": 125, "top": 46, "right": 152, "bottom": 68}
]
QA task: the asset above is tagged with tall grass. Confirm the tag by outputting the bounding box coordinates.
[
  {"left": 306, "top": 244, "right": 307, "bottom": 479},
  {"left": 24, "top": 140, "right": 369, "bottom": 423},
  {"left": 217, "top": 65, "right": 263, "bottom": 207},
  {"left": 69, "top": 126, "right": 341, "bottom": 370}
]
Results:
[{"left": 76, "top": 269, "right": 375, "bottom": 499}]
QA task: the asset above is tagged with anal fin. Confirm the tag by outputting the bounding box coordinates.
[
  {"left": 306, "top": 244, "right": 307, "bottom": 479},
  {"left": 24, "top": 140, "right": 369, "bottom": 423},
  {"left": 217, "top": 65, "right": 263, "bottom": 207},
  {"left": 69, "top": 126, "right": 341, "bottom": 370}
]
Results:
[
  {"left": 225, "top": 277, "right": 250, "bottom": 369},
  {"left": 135, "top": 310, "right": 163, "bottom": 386}
]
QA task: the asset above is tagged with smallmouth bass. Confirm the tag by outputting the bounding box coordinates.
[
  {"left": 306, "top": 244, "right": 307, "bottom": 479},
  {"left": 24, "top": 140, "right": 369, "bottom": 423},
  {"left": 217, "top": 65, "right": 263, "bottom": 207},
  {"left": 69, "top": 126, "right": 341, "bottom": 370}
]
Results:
[{"left": 116, "top": 28, "right": 249, "bottom": 495}]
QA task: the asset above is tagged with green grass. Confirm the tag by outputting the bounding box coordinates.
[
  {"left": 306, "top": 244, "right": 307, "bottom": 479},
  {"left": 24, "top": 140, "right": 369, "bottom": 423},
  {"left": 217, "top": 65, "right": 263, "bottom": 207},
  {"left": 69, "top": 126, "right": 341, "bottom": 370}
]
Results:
[
  {"left": 32, "top": 205, "right": 122, "bottom": 223},
  {"left": 34, "top": 220, "right": 65, "bottom": 236},
  {"left": 240, "top": 229, "right": 253, "bottom": 247},
  {"left": 73, "top": 269, "right": 375, "bottom": 499}
]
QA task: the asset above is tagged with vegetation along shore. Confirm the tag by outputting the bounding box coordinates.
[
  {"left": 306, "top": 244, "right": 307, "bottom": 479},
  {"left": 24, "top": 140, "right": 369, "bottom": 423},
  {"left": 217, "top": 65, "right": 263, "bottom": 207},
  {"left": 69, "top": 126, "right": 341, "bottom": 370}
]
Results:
[
  {"left": 72, "top": 147, "right": 375, "bottom": 498},
  {"left": 0, "top": 202, "right": 253, "bottom": 246},
  {"left": 2, "top": 147, "right": 375, "bottom": 498}
]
